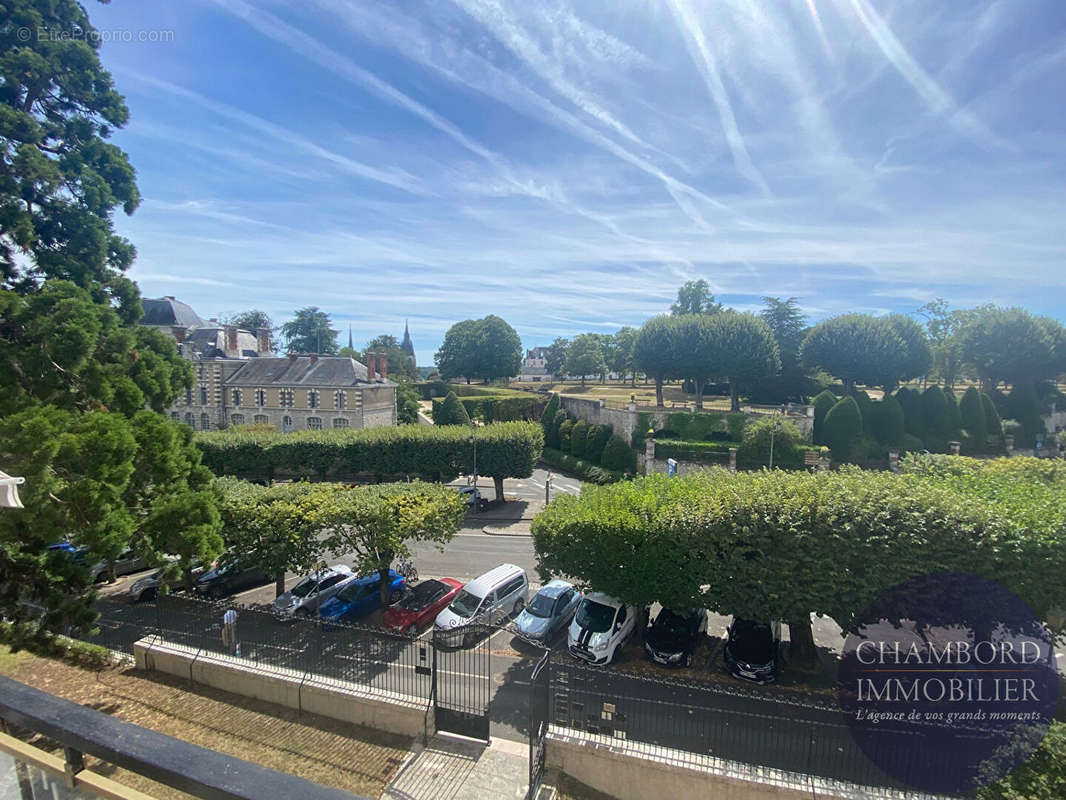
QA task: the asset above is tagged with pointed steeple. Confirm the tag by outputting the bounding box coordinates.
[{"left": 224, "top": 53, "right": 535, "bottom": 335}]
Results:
[
  {"left": 401, "top": 319, "right": 416, "bottom": 367},
  {"left": 348, "top": 324, "right": 353, "bottom": 350}
]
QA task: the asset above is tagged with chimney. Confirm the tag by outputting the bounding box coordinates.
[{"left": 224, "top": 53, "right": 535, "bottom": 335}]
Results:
[
  {"left": 310, "top": 353, "right": 319, "bottom": 364},
  {"left": 255, "top": 328, "right": 270, "bottom": 355},
  {"left": 173, "top": 326, "right": 187, "bottom": 343},
  {"left": 365, "top": 352, "right": 377, "bottom": 380},
  {"left": 378, "top": 352, "right": 388, "bottom": 381},
  {"left": 224, "top": 325, "right": 239, "bottom": 357}
]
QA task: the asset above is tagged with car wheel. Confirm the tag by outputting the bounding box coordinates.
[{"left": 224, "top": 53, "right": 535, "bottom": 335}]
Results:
[{"left": 142, "top": 587, "right": 158, "bottom": 603}]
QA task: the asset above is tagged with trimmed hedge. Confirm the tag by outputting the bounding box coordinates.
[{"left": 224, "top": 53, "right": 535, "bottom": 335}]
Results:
[
  {"left": 195, "top": 422, "right": 543, "bottom": 483},
  {"left": 655, "top": 439, "right": 737, "bottom": 464},
  {"left": 433, "top": 391, "right": 470, "bottom": 425},
  {"left": 430, "top": 393, "right": 544, "bottom": 423},
  {"left": 656, "top": 432, "right": 819, "bottom": 469},
  {"left": 540, "top": 448, "right": 621, "bottom": 484},
  {"left": 601, "top": 435, "right": 635, "bottom": 473},
  {"left": 823, "top": 396, "right": 863, "bottom": 463},
  {"left": 414, "top": 381, "right": 535, "bottom": 400},
  {"left": 570, "top": 420, "right": 589, "bottom": 459}
]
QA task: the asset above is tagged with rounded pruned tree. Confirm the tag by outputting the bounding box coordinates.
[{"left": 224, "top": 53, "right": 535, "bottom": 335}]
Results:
[
  {"left": 870, "top": 395, "right": 905, "bottom": 447},
  {"left": 633, "top": 315, "right": 683, "bottom": 406},
  {"left": 434, "top": 391, "right": 471, "bottom": 426},
  {"left": 823, "top": 396, "right": 863, "bottom": 463},
  {"left": 812, "top": 389, "right": 837, "bottom": 445},
  {"left": 800, "top": 314, "right": 904, "bottom": 395},
  {"left": 709, "top": 311, "right": 781, "bottom": 412}
]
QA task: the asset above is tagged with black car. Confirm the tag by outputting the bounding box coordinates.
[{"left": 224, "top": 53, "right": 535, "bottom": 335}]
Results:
[
  {"left": 194, "top": 560, "right": 270, "bottom": 599},
  {"left": 723, "top": 618, "right": 781, "bottom": 684},
  {"left": 644, "top": 607, "right": 707, "bottom": 667}
]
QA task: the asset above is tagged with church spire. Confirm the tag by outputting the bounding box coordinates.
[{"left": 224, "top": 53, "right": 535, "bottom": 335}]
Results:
[
  {"left": 401, "top": 319, "right": 416, "bottom": 367},
  {"left": 348, "top": 324, "right": 353, "bottom": 350}
]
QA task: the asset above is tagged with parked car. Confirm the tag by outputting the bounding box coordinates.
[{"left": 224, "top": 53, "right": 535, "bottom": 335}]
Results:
[
  {"left": 514, "top": 579, "right": 582, "bottom": 644},
  {"left": 457, "top": 485, "right": 487, "bottom": 509},
  {"left": 89, "top": 549, "right": 150, "bottom": 583},
  {"left": 194, "top": 560, "right": 271, "bottom": 599},
  {"left": 126, "top": 560, "right": 211, "bottom": 602},
  {"left": 567, "top": 593, "right": 636, "bottom": 665},
  {"left": 644, "top": 607, "right": 707, "bottom": 667},
  {"left": 273, "top": 564, "right": 354, "bottom": 620},
  {"left": 723, "top": 618, "right": 782, "bottom": 684},
  {"left": 318, "top": 570, "right": 406, "bottom": 623},
  {"left": 382, "top": 578, "right": 463, "bottom": 635},
  {"left": 434, "top": 563, "right": 528, "bottom": 646}
]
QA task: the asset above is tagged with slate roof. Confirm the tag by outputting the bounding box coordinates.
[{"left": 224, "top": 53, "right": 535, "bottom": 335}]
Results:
[
  {"left": 226, "top": 356, "right": 393, "bottom": 387},
  {"left": 186, "top": 327, "right": 261, "bottom": 358},
  {"left": 142, "top": 297, "right": 209, "bottom": 329}
]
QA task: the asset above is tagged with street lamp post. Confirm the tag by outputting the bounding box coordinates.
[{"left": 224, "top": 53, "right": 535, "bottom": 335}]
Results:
[
  {"left": 469, "top": 428, "right": 478, "bottom": 515},
  {"left": 545, "top": 471, "right": 552, "bottom": 504},
  {"left": 768, "top": 420, "right": 782, "bottom": 470}
]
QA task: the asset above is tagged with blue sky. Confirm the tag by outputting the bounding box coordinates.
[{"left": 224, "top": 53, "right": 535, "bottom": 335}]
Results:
[{"left": 89, "top": 0, "right": 1066, "bottom": 364}]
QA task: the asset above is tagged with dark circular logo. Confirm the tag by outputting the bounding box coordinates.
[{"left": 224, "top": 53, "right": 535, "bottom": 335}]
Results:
[{"left": 838, "top": 573, "right": 1058, "bottom": 795}]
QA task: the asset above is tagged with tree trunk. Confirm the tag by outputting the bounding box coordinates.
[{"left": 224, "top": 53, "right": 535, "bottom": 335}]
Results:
[
  {"left": 493, "top": 475, "right": 505, "bottom": 502},
  {"left": 844, "top": 378, "right": 855, "bottom": 395},
  {"left": 729, "top": 379, "right": 740, "bottom": 412},
  {"left": 580, "top": 374, "right": 585, "bottom": 387},
  {"left": 466, "top": 377, "right": 470, "bottom": 384},
  {"left": 655, "top": 377, "right": 664, "bottom": 406},
  {"left": 787, "top": 616, "right": 820, "bottom": 670},
  {"left": 274, "top": 571, "right": 286, "bottom": 599},
  {"left": 695, "top": 379, "right": 704, "bottom": 410},
  {"left": 379, "top": 554, "right": 395, "bottom": 606}
]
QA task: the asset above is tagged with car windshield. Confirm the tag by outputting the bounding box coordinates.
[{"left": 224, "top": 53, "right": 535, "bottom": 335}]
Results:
[
  {"left": 576, "top": 599, "right": 616, "bottom": 633},
  {"left": 449, "top": 589, "right": 483, "bottom": 618},
  {"left": 731, "top": 620, "right": 775, "bottom": 663},
  {"left": 337, "top": 580, "right": 369, "bottom": 602},
  {"left": 399, "top": 580, "right": 444, "bottom": 610},
  {"left": 527, "top": 592, "right": 557, "bottom": 619},
  {"left": 655, "top": 610, "right": 692, "bottom": 634},
  {"left": 289, "top": 575, "right": 321, "bottom": 598}
]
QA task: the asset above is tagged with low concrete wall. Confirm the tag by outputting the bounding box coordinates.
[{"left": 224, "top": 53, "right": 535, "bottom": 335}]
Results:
[
  {"left": 546, "top": 730, "right": 859, "bottom": 800},
  {"left": 134, "top": 637, "right": 429, "bottom": 740}
]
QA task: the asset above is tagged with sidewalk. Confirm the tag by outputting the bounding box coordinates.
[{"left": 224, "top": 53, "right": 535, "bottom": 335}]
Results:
[{"left": 382, "top": 734, "right": 538, "bottom": 800}]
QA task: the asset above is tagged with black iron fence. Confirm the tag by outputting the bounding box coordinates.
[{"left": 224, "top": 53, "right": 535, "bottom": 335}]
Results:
[{"left": 545, "top": 655, "right": 965, "bottom": 794}]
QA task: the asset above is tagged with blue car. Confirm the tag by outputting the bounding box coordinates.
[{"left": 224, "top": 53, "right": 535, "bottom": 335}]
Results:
[
  {"left": 318, "top": 570, "right": 406, "bottom": 623},
  {"left": 514, "top": 579, "right": 582, "bottom": 644}
]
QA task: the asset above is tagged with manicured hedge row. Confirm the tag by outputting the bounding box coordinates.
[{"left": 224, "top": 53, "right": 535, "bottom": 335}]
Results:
[
  {"left": 195, "top": 422, "right": 543, "bottom": 483},
  {"left": 415, "top": 381, "right": 539, "bottom": 400},
  {"left": 654, "top": 437, "right": 821, "bottom": 469},
  {"left": 540, "top": 448, "right": 622, "bottom": 484},
  {"left": 431, "top": 393, "right": 545, "bottom": 423}
]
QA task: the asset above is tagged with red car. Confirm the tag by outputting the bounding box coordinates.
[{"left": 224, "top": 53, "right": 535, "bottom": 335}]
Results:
[{"left": 382, "top": 577, "right": 463, "bottom": 635}]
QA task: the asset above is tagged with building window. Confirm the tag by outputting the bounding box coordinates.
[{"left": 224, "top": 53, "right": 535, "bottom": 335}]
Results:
[
  {"left": 232, "top": 389, "right": 242, "bottom": 406},
  {"left": 279, "top": 389, "right": 294, "bottom": 408},
  {"left": 334, "top": 390, "right": 346, "bottom": 410},
  {"left": 200, "top": 413, "right": 210, "bottom": 430},
  {"left": 254, "top": 414, "right": 269, "bottom": 425},
  {"left": 231, "top": 413, "right": 245, "bottom": 426},
  {"left": 308, "top": 389, "right": 320, "bottom": 409},
  {"left": 282, "top": 415, "right": 293, "bottom": 432},
  {"left": 307, "top": 417, "right": 322, "bottom": 430},
  {"left": 256, "top": 389, "right": 266, "bottom": 407},
  {"left": 332, "top": 417, "right": 349, "bottom": 429},
  {"left": 184, "top": 412, "right": 194, "bottom": 428},
  {"left": 185, "top": 387, "right": 193, "bottom": 405},
  {"left": 199, "top": 385, "right": 208, "bottom": 405},
  {"left": 171, "top": 412, "right": 180, "bottom": 421}
]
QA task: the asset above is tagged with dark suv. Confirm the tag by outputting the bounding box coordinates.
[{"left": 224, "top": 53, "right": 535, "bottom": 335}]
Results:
[
  {"left": 644, "top": 607, "right": 707, "bottom": 667},
  {"left": 723, "top": 618, "right": 781, "bottom": 684}
]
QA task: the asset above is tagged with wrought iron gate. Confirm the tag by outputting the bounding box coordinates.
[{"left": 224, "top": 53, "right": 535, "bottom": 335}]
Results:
[
  {"left": 433, "top": 623, "right": 492, "bottom": 741},
  {"left": 526, "top": 649, "right": 551, "bottom": 800}
]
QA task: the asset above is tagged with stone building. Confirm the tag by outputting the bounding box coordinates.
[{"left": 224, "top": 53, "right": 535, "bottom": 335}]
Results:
[{"left": 143, "top": 297, "right": 397, "bottom": 432}]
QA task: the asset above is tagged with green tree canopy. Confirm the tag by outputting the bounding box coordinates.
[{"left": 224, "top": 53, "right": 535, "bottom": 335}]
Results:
[
  {"left": 672, "top": 314, "right": 716, "bottom": 409},
  {"left": 608, "top": 326, "right": 637, "bottom": 383},
  {"left": 222, "top": 310, "right": 275, "bottom": 351},
  {"left": 565, "top": 333, "right": 607, "bottom": 387},
  {"left": 708, "top": 310, "right": 781, "bottom": 411},
  {"left": 823, "top": 396, "right": 863, "bottom": 463},
  {"left": 760, "top": 296, "right": 806, "bottom": 372},
  {"left": 544, "top": 337, "right": 570, "bottom": 376},
  {"left": 435, "top": 316, "right": 522, "bottom": 382},
  {"left": 811, "top": 389, "right": 837, "bottom": 446},
  {"left": 670, "top": 279, "right": 723, "bottom": 315},
  {"left": 879, "top": 314, "right": 933, "bottom": 391},
  {"left": 633, "top": 315, "right": 682, "bottom": 406},
  {"left": 281, "top": 306, "right": 338, "bottom": 355},
  {"left": 956, "top": 306, "right": 1066, "bottom": 389},
  {"left": 359, "top": 334, "right": 417, "bottom": 382},
  {"left": 800, "top": 314, "right": 904, "bottom": 394}
]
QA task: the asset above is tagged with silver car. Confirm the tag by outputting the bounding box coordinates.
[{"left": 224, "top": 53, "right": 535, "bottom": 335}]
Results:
[
  {"left": 514, "top": 580, "right": 582, "bottom": 644},
  {"left": 126, "top": 560, "right": 209, "bottom": 602},
  {"left": 90, "top": 549, "right": 149, "bottom": 583},
  {"left": 273, "top": 565, "right": 355, "bottom": 620}
]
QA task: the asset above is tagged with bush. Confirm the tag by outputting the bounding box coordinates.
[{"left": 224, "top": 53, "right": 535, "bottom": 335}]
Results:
[
  {"left": 433, "top": 391, "right": 471, "bottom": 426},
  {"left": 738, "top": 418, "right": 804, "bottom": 469},
  {"left": 945, "top": 389, "right": 963, "bottom": 437},
  {"left": 541, "top": 394, "right": 559, "bottom": 430},
  {"left": 853, "top": 390, "right": 873, "bottom": 435},
  {"left": 896, "top": 387, "right": 926, "bottom": 441},
  {"left": 921, "top": 386, "right": 951, "bottom": 440},
  {"left": 870, "top": 396, "right": 905, "bottom": 446},
  {"left": 601, "top": 435, "right": 634, "bottom": 473},
  {"left": 549, "top": 410, "right": 567, "bottom": 449},
  {"left": 541, "top": 447, "right": 621, "bottom": 484},
  {"left": 396, "top": 383, "right": 421, "bottom": 424},
  {"left": 959, "top": 387, "right": 987, "bottom": 451},
  {"left": 901, "top": 433, "right": 924, "bottom": 453},
  {"left": 655, "top": 439, "right": 737, "bottom": 464},
  {"left": 981, "top": 392, "right": 1003, "bottom": 437},
  {"left": 812, "top": 390, "right": 837, "bottom": 445},
  {"left": 1006, "top": 382, "right": 1043, "bottom": 448},
  {"left": 823, "top": 396, "right": 863, "bottom": 463},
  {"left": 195, "top": 422, "right": 543, "bottom": 483},
  {"left": 569, "top": 420, "right": 588, "bottom": 459},
  {"left": 585, "top": 425, "right": 611, "bottom": 465},
  {"left": 558, "top": 419, "right": 574, "bottom": 453}
]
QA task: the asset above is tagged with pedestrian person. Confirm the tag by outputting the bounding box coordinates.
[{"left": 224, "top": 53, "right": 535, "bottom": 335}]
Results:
[{"left": 221, "top": 608, "right": 238, "bottom": 655}]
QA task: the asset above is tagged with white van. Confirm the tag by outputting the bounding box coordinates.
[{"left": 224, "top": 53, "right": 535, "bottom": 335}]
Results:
[
  {"left": 568, "top": 593, "right": 636, "bottom": 665},
  {"left": 435, "top": 563, "right": 528, "bottom": 643}
]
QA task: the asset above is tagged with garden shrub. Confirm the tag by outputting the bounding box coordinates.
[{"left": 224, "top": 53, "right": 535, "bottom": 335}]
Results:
[
  {"left": 901, "top": 433, "right": 925, "bottom": 453},
  {"left": 541, "top": 394, "right": 559, "bottom": 430},
  {"left": 896, "top": 387, "right": 926, "bottom": 441},
  {"left": 921, "top": 386, "right": 952, "bottom": 441},
  {"left": 433, "top": 391, "right": 471, "bottom": 426},
  {"left": 981, "top": 392, "right": 1003, "bottom": 437},
  {"left": 959, "top": 387, "right": 987, "bottom": 451},
  {"left": 853, "top": 390, "right": 873, "bottom": 435},
  {"left": 738, "top": 418, "right": 804, "bottom": 469},
  {"left": 570, "top": 420, "right": 589, "bottom": 459},
  {"left": 540, "top": 447, "right": 621, "bottom": 484},
  {"left": 558, "top": 419, "right": 574, "bottom": 453},
  {"left": 870, "top": 396, "right": 905, "bottom": 446},
  {"left": 812, "top": 389, "right": 837, "bottom": 445},
  {"left": 550, "top": 410, "right": 568, "bottom": 449},
  {"left": 601, "top": 435, "right": 634, "bottom": 473},
  {"left": 585, "top": 425, "right": 612, "bottom": 465},
  {"left": 725, "top": 413, "right": 747, "bottom": 442},
  {"left": 945, "top": 389, "right": 963, "bottom": 437},
  {"left": 823, "top": 396, "right": 863, "bottom": 463}
]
